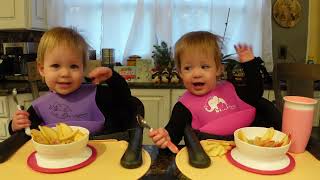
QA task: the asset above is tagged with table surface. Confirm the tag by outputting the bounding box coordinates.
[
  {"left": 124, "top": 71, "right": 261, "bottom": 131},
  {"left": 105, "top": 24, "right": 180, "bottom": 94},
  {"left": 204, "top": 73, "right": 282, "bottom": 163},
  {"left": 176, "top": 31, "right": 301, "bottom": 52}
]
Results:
[{"left": 0, "top": 140, "right": 320, "bottom": 180}]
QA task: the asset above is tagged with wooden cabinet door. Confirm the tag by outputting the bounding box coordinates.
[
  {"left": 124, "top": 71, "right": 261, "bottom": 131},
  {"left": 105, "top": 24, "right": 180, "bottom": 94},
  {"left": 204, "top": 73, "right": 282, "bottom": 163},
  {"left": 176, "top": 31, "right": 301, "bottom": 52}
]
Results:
[
  {"left": 0, "top": 118, "right": 9, "bottom": 140},
  {"left": 0, "top": 96, "right": 9, "bottom": 118},
  {"left": 0, "top": 0, "right": 47, "bottom": 30},
  {"left": 29, "top": 0, "right": 47, "bottom": 30},
  {"left": 0, "top": 0, "right": 26, "bottom": 29},
  {"left": 0, "top": 96, "right": 9, "bottom": 140}
]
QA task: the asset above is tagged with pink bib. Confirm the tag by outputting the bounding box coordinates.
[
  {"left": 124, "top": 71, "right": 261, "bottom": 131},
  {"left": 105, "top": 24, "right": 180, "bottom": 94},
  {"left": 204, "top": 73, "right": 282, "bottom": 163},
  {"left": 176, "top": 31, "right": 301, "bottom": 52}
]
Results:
[{"left": 179, "top": 81, "right": 255, "bottom": 135}]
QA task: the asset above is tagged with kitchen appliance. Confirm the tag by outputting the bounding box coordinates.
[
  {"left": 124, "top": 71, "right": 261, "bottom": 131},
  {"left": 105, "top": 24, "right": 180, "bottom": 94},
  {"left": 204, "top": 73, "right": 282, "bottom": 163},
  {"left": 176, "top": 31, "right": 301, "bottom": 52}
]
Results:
[
  {"left": 0, "top": 55, "right": 14, "bottom": 78},
  {"left": 3, "top": 42, "right": 38, "bottom": 54},
  {"left": 1, "top": 42, "right": 38, "bottom": 76}
]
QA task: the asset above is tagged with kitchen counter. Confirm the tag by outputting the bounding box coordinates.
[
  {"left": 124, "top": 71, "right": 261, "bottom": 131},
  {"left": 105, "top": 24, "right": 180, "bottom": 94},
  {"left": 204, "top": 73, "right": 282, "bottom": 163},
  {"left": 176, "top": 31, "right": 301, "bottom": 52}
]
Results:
[
  {"left": 1, "top": 76, "right": 320, "bottom": 96},
  {"left": 0, "top": 77, "right": 185, "bottom": 96},
  {"left": 128, "top": 82, "right": 185, "bottom": 89}
]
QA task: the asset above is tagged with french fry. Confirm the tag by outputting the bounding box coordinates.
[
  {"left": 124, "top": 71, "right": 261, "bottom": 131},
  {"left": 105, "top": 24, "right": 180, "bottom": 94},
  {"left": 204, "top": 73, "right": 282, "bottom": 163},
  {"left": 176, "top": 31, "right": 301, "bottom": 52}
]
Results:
[
  {"left": 224, "top": 145, "right": 233, "bottom": 151},
  {"left": 32, "top": 123, "right": 86, "bottom": 145},
  {"left": 201, "top": 139, "right": 235, "bottom": 157},
  {"left": 279, "top": 134, "right": 291, "bottom": 146},
  {"left": 237, "top": 127, "right": 291, "bottom": 148},
  {"left": 31, "top": 129, "right": 49, "bottom": 145},
  {"left": 73, "top": 131, "right": 85, "bottom": 141},
  {"left": 253, "top": 136, "right": 264, "bottom": 146},
  {"left": 218, "top": 146, "right": 227, "bottom": 157},
  {"left": 209, "top": 145, "right": 224, "bottom": 157},
  {"left": 262, "top": 140, "right": 276, "bottom": 147},
  {"left": 56, "top": 123, "right": 73, "bottom": 141},
  {"left": 59, "top": 129, "right": 79, "bottom": 141},
  {"left": 261, "top": 127, "right": 275, "bottom": 142},
  {"left": 206, "top": 139, "right": 236, "bottom": 146},
  {"left": 38, "top": 125, "right": 59, "bottom": 144},
  {"left": 238, "top": 130, "right": 249, "bottom": 143}
]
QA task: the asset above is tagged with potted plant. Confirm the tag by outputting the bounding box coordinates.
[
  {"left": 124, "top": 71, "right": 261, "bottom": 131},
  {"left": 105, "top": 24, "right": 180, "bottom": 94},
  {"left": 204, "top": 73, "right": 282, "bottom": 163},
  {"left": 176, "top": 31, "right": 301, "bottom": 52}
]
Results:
[
  {"left": 151, "top": 41, "right": 176, "bottom": 83},
  {"left": 151, "top": 41, "right": 174, "bottom": 73}
]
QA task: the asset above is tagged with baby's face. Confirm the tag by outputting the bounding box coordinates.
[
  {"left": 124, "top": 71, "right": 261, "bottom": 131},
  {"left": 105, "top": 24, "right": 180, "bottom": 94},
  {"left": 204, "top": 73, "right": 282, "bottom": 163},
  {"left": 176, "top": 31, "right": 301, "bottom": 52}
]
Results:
[
  {"left": 179, "top": 51, "right": 221, "bottom": 96},
  {"left": 38, "top": 46, "right": 84, "bottom": 95}
]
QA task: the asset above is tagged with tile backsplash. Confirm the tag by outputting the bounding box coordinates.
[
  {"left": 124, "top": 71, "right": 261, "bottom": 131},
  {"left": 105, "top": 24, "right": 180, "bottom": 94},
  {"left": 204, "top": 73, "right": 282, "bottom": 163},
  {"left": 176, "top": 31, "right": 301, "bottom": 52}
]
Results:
[{"left": 0, "top": 30, "right": 43, "bottom": 54}]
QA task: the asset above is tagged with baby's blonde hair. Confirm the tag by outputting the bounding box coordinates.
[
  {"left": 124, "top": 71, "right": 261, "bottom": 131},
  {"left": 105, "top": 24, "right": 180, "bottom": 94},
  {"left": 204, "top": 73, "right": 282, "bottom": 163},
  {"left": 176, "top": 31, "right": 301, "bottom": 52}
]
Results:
[
  {"left": 174, "top": 31, "right": 222, "bottom": 72},
  {"left": 37, "top": 27, "right": 89, "bottom": 67}
]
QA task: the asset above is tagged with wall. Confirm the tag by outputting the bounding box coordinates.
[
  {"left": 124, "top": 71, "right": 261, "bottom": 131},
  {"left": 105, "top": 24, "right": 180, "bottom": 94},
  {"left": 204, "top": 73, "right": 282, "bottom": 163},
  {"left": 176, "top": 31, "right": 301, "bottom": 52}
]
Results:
[
  {"left": 272, "top": 0, "right": 309, "bottom": 65},
  {"left": 307, "top": 0, "right": 320, "bottom": 63}
]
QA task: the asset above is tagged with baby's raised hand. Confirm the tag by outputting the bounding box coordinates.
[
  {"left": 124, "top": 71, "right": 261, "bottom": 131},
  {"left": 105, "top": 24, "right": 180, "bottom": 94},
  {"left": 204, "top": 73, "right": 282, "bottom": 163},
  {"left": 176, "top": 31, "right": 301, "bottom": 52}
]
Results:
[
  {"left": 148, "top": 128, "right": 179, "bottom": 153},
  {"left": 88, "top": 67, "right": 113, "bottom": 84},
  {"left": 12, "top": 110, "right": 30, "bottom": 132},
  {"left": 234, "top": 43, "right": 254, "bottom": 63}
]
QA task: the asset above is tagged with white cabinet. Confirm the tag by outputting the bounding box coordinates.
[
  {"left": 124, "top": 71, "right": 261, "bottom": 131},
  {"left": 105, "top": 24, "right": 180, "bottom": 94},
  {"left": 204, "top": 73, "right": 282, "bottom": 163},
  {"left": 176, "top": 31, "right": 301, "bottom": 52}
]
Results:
[
  {"left": 262, "top": 90, "right": 269, "bottom": 100},
  {"left": 263, "top": 90, "right": 276, "bottom": 102},
  {"left": 0, "top": 93, "right": 36, "bottom": 141},
  {"left": 0, "top": 0, "right": 47, "bottom": 30},
  {"left": 170, "top": 89, "right": 186, "bottom": 111},
  {"left": 0, "top": 96, "right": 10, "bottom": 140},
  {"left": 0, "top": 96, "right": 9, "bottom": 118},
  {"left": 7, "top": 93, "right": 34, "bottom": 118},
  {"left": 131, "top": 89, "right": 170, "bottom": 144},
  {"left": 0, "top": 118, "right": 9, "bottom": 139},
  {"left": 131, "top": 88, "right": 187, "bottom": 144}
]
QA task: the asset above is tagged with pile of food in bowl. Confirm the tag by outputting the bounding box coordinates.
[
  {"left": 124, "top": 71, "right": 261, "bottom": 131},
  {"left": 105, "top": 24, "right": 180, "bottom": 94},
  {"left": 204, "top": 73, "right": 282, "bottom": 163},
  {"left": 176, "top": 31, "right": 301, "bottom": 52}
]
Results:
[
  {"left": 30, "top": 123, "right": 89, "bottom": 158},
  {"left": 234, "top": 127, "right": 291, "bottom": 161}
]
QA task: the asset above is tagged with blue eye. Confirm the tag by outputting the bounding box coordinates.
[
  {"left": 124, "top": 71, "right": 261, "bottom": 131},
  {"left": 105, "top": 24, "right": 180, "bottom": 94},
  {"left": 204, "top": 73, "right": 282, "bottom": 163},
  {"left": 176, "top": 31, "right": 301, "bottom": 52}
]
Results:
[
  {"left": 202, "top": 65, "right": 210, "bottom": 69},
  {"left": 50, "top": 64, "right": 60, "bottom": 68},
  {"left": 183, "top": 66, "right": 191, "bottom": 71},
  {"left": 70, "top": 64, "right": 79, "bottom": 69}
]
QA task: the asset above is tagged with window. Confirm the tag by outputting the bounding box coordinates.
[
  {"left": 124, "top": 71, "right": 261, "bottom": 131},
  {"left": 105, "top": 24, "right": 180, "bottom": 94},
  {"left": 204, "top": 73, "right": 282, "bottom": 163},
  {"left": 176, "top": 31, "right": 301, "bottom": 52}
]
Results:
[{"left": 48, "top": 0, "right": 273, "bottom": 70}]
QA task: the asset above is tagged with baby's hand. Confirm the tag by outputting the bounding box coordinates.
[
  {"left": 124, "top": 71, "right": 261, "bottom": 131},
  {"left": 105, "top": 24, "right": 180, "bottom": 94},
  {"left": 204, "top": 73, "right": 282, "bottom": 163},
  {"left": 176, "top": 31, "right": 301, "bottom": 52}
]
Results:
[
  {"left": 88, "top": 67, "right": 113, "bottom": 84},
  {"left": 148, "top": 128, "right": 179, "bottom": 153},
  {"left": 12, "top": 110, "right": 30, "bottom": 132},
  {"left": 234, "top": 43, "right": 254, "bottom": 63}
]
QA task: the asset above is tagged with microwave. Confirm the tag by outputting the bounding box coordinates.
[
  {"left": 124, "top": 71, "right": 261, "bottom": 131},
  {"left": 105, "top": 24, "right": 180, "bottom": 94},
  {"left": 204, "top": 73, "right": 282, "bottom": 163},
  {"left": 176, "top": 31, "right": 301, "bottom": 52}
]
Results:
[{"left": 2, "top": 42, "right": 38, "bottom": 55}]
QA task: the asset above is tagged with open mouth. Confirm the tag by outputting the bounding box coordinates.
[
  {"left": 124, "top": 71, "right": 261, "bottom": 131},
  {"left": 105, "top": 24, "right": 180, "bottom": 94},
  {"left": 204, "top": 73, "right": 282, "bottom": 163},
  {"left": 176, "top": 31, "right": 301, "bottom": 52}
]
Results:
[{"left": 192, "top": 82, "right": 205, "bottom": 87}]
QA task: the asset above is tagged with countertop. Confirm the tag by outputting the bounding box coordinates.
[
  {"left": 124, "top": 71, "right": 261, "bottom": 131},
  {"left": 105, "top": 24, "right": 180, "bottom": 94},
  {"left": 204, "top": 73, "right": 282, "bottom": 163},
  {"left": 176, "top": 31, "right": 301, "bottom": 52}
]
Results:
[
  {"left": 0, "top": 77, "right": 186, "bottom": 96},
  {"left": 0, "top": 80, "right": 278, "bottom": 95},
  {"left": 0, "top": 76, "right": 319, "bottom": 96}
]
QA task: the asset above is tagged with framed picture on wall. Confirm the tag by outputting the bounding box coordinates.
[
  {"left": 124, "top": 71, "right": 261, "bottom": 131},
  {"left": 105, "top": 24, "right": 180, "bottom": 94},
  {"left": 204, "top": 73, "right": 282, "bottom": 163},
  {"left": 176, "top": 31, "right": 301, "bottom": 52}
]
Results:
[{"left": 273, "top": 0, "right": 302, "bottom": 28}]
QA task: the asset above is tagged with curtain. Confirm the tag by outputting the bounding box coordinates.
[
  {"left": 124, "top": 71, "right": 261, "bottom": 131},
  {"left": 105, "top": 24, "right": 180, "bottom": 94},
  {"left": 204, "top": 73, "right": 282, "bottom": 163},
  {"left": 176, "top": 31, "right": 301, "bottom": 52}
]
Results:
[{"left": 47, "top": 0, "right": 273, "bottom": 71}]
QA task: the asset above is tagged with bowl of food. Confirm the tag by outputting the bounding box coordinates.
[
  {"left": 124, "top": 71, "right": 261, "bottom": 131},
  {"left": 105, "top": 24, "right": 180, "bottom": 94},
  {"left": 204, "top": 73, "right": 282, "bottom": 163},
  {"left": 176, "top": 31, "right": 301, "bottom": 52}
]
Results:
[
  {"left": 30, "top": 123, "right": 89, "bottom": 158},
  {"left": 234, "top": 127, "right": 291, "bottom": 161}
]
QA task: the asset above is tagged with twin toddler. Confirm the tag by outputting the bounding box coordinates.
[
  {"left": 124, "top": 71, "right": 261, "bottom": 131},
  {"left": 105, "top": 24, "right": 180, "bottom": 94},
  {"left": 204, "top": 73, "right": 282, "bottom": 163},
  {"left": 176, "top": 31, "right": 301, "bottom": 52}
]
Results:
[{"left": 11, "top": 28, "right": 264, "bottom": 154}]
